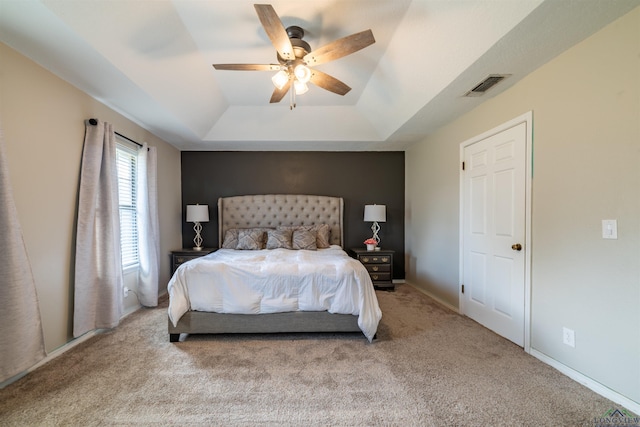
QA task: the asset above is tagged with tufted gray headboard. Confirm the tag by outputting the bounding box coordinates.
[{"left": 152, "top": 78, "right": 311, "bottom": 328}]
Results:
[{"left": 218, "top": 194, "right": 344, "bottom": 247}]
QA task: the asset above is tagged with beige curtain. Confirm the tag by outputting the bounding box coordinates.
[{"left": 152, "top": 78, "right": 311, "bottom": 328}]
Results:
[
  {"left": 73, "top": 120, "right": 123, "bottom": 337},
  {"left": 0, "top": 127, "right": 46, "bottom": 382},
  {"left": 137, "top": 143, "right": 159, "bottom": 306}
]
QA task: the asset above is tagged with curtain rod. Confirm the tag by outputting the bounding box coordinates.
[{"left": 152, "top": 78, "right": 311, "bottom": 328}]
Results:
[{"left": 88, "top": 118, "right": 143, "bottom": 148}]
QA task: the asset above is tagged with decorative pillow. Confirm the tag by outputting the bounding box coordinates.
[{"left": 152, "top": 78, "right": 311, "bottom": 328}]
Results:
[
  {"left": 277, "top": 224, "right": 331, "bottom": 249},
  {"left": 222, "top": 229, "right": 239, "bottom": 249},
  {"left": 292, "top": 229, "right": 317, "bottom": 250},
  {"left": 314, "top": 223, "right": 331, "bottom": 249},
  {"left": 266, "top": 229, "right": 293, "bottom": 249},
  {"left": 236, "top": 228, "right": 267, "bottom": 250}
]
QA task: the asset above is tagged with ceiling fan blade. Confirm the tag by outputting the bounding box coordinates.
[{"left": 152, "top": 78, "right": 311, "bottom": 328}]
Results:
[
  {"left": 270, "top": 79, "right": 293, "bottom": 103},
  {"left": 213, "top": 64, "right": 281, "bottom": 71},
  {"left": 303, "top": 29, "right": 375, "bottom": 66},
  {"left": 309, "top": 69, "right": 351, "bottom": 96},
  {"left": 254, "top": 4, "right": 295, "bottom": 61}
]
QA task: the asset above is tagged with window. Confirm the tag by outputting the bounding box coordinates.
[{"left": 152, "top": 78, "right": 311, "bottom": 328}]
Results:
[{"left": 116, "top": 139, "right": 139, "bottom": 269}]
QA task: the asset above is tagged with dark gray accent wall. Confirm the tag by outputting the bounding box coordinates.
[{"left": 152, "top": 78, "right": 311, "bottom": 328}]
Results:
[{"left": 181, "top": 151, "right": 405, "bottom": 279}]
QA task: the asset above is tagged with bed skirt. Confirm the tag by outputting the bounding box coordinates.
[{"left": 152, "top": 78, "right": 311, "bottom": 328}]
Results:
[{"left": 168, "top": 310, "right": 362, "bottom": 342}]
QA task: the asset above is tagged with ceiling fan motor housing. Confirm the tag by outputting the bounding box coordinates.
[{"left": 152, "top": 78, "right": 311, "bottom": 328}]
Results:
[{"left": 278, "top": 25, "right": 311, "bottom": 63}]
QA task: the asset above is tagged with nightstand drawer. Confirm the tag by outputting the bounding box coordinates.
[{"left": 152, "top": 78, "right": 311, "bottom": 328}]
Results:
[
  {"left": 174, "top": 255, "right": 202, "bottom": 265},
  {"left": 358, "top": 255, "right": 391, "bottom": 264},
  {"left": 369, "top": 272, "right": 391, "bottom": 282},
  {"left": 170, "top": 248, "right": 216, "bottom": 275},
  {"left": 364, "top": 264, "right": 390, "bottom": 273}
]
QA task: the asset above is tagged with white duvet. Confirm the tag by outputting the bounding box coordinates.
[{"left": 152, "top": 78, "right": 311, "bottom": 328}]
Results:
[{"left": 167, "top": 245, "right": 382, "bottom": 341}]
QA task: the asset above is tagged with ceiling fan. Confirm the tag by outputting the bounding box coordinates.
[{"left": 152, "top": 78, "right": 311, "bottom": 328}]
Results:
[{"left": 212, "top": 4, "right": 375, "bottom": 109}]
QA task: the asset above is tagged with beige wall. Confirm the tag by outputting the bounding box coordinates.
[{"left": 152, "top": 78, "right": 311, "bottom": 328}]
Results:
[
  {"left": 406, "top": 7, "right": 639, "bottom": 405},
  {"left": 0, "top": 43, "right": 182, "bottom": 353}
]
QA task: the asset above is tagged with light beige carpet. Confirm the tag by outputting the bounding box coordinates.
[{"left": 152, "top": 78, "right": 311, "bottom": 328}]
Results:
[{"left": 0, "top": 284, "right": 630, "bottom": 426}]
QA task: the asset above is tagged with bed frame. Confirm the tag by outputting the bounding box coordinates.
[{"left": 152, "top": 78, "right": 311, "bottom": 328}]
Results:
[{"left": 168, "top": 194, "right": 362, "bottom": 342}]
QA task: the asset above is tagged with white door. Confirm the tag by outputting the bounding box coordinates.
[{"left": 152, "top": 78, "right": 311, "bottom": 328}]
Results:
[{"left": 461, "top": 121, "right": 527, "bottom": 347}]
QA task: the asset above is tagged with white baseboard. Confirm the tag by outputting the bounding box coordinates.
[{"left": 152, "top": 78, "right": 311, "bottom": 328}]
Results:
[
  {"left": 530, "top": 350, "right": 639, "bottom": 414},
  {"left": 402, "top": 280, "right": 639, "bottom": 414},
  {"left": 122, "top": 302, "right": 142, "bottom": 318},
  {"left": 0, "top": 328, "right": 101, "bottom": 389},
  {"left": 1, "top": 303, "right": 142, "bottom": 389},
  {"left": 403, "top": 280, "right": 460, "bottom": 314}
]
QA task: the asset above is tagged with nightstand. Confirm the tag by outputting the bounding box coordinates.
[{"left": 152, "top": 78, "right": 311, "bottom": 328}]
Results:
[
  {"left": 350, "top": 248, "right": 394, "bottom": 291},
  {"left": 170, "top": 248, "right": 216, "bottom": 275}
]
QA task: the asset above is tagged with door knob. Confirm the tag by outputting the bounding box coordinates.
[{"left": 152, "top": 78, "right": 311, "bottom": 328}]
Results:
[{"left": 511, "top": 243, "right": 522, "bottom": 251}]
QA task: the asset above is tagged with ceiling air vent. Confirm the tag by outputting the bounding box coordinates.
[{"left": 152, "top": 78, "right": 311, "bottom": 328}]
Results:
[{"left": 464, "top": 74, "right": 511, "bottom": 97}]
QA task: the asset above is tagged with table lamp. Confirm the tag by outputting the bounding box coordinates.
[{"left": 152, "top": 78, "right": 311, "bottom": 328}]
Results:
[
  {"left": 364, "top": 204, "right": 386, "bottom": 245},
  {"left": 186, "top": 204, "right": 209, "bottom": 250}
]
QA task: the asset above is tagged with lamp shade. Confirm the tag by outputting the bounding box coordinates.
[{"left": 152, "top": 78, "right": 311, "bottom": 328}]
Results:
[
  {"left": 186, "top": 204, "right": 209, "bottom": 223},
  {"left": 364, "top": 204, "right": 386, "bottom": 222},
  {"left": 294, "top": 80, "right": 309, "bottom": 95},
  {"left": 271, "top": 70, "right": 289, "bottom": 90},
  {"left": 294, "top": 64, "right": 311, "bottom": 83}
]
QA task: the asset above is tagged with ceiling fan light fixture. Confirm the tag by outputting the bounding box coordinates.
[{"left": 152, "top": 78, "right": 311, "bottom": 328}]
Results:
[
  {"left": 271, "top": 70, "right": 289, "bottom": 89},
  {"left": 294, "top": 64, "right": 311, "bottom": 83},
  {"left": 212, "top": 5, "right": 376, "bottom": 107},
  {"left": 294, "top": 80, "right": 309, "bottom": 95}
]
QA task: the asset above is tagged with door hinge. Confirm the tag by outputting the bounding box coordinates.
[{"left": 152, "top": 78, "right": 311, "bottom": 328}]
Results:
[
  {"left": 462, "top": 161, "right": 465, "bottom": 171},
  {"left": 461, "top": 284, "right": 464, "bottom": 294}
]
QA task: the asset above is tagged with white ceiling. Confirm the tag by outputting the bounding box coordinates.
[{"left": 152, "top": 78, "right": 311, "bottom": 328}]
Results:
[{"left": 1, "top": 0, "right": 637, "bottom": 151}]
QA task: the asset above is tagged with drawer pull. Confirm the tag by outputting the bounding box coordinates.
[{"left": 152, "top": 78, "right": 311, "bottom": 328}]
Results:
[
  {"left": 372, "top": 274, "right": 379, "bottom": 280},
  {"left": 372, "top": 266, "right": 379, "bottom": 271},
  {"left": 176, "top": 257, "right": 184, "bottom": 263},
  {"left": 361, "top": 257, "right": 370, "bottom": 263},
  {"left": 381, "top": 257, "right": 389, "bottom": 262}
]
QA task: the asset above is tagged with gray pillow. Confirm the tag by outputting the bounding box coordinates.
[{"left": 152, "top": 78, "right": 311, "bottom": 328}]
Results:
[
  {"left": 266, "top": 229, "right": 293, "bottom": 249},
  {"left": 292, "top": 229, "right": 317, "bottom": 250},
  {"left": 314, "top": 224, "right": 331, "bottom": 248},
  {"left": 236, "top": 229, "right": 266, "bottom": 250},
  {"left": 222, "top": 229, "right": 239, "bottom": 249},
  {"left": 277, "top": 224, "right": 331, "bottom": 249}
]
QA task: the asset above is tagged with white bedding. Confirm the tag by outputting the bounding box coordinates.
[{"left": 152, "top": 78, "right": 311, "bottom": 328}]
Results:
[{"left": 167, "top": 245, "right": 382, "bottom": 341}]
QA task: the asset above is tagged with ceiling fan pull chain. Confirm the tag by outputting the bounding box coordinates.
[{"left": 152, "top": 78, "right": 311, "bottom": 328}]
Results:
[{"left": 290, "top": 84, "right": 296, "bottom": 110}]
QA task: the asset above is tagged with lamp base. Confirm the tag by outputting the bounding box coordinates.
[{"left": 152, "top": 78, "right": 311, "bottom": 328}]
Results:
[
  {"left": 192, "top": 221, "right": 203, "bottom": 251},
  {"left": 371, "top": 221, "right": 381, "bottom": 245}
]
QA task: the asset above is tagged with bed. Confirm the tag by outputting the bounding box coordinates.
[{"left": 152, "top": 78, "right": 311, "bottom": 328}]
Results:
[{"left": 167, "top": 194, "right": 382, "bottom": 342}]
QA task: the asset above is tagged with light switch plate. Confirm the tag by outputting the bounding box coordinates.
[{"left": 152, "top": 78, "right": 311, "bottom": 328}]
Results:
[{"left": 602, "top": 220, "right": 618, "bottom": 239}]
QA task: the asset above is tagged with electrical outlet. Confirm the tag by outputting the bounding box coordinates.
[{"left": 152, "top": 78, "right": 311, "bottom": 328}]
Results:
[
  {"left": 563, "top": 327, "right": 575, "bottom": 348},
  {"left": 123, "top": 287, "right": 130, "bottom": 298}
]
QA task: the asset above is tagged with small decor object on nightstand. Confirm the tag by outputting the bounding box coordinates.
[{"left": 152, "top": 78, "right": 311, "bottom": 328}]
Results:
[
  {"left": 364, "top": 238, "right": 377, "bottom": 251},
  {"left": 186, "top": 204, "right": 209, "bottom": 250}
]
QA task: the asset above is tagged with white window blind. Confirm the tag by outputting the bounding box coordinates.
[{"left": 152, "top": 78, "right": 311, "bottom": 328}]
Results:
[{"left": 116, "top": 140, "right": 139, "bottom": 269}]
